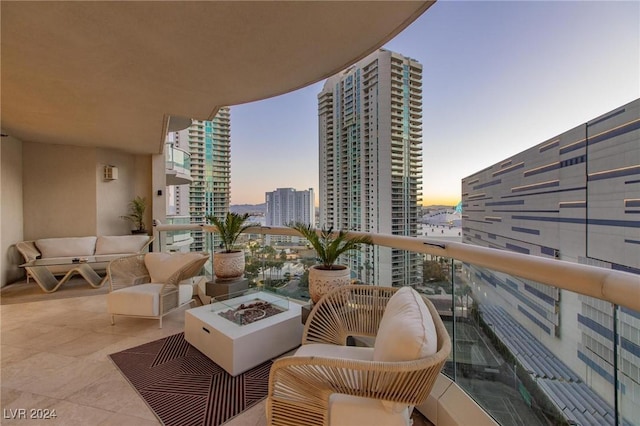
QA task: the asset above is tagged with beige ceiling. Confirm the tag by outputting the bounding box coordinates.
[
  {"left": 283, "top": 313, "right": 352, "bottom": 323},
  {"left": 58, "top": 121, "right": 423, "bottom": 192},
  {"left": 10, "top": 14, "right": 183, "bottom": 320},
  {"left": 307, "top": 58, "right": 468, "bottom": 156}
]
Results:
[{"left": 1, "top": 1, "right": 434, "bottom": 154}]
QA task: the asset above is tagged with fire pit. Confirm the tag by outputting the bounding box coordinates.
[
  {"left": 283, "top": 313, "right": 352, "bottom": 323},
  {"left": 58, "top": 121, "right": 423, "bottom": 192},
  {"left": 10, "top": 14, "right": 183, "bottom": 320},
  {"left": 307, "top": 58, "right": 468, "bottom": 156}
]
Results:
[
  {"left": 185, "top": 290, "right": 303, "bottom": 376},
  {"left": 218, "top": 299, "right": 286, "bottom": 325}
]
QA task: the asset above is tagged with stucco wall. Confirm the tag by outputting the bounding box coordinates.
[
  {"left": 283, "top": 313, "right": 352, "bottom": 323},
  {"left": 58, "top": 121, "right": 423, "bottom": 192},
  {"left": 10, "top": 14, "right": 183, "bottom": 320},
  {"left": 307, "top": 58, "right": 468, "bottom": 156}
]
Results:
[
  {"left": 1, "top": 135, "right": 25, "bottom": 286},
  {"left": 23, "top": 142, "right": 98, "bottom": 239},
  {"left": 96, "top": 149, "right": 151, "bottom": 236},
  {"left": 22, "top": 142, "right": 153, "bottom": 241}
]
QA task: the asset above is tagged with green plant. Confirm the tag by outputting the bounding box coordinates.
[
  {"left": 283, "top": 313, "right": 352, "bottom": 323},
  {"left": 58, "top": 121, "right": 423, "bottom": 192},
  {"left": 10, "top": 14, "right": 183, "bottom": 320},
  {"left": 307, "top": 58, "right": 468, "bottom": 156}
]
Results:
[
  {"left": 121, "top": 196, "right": 147, "bottom": 232},
  {"left": 207, "top": 212, "right": 252, "bottom": 253},
  {"left": 289, "top": 223, "right": 372, "bottom": 270}
]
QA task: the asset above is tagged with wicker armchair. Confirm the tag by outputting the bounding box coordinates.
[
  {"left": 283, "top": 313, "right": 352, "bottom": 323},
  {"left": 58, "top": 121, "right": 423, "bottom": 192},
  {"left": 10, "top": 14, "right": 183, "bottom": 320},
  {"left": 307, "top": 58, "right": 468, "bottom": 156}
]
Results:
[
  {"left": 267, "top": 285, "right": 451, "bottom": 426},
  {"left": 106, "top": 252, "right": 209, "bottom": 328}
]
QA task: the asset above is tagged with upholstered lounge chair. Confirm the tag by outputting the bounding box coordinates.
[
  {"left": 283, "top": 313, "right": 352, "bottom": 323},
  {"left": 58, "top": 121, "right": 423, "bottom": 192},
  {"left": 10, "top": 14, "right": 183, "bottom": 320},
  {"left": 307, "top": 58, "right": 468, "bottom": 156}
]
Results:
[
  {"left": 267, "top": 285, "right": 451, "bottom": 426},
  {"left": 106, "top": 252, "right": 209, "bottom": 328}
]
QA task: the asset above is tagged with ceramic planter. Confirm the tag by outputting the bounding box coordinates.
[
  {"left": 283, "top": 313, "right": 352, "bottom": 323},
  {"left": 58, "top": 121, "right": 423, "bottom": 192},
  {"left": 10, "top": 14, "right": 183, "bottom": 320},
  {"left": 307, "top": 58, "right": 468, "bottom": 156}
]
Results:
[
  {"left": 213, "top": 250, "right": 245, "bottom": 280},
  {"left": 308, "top": 264, "right": 351, "bottom": 304}
]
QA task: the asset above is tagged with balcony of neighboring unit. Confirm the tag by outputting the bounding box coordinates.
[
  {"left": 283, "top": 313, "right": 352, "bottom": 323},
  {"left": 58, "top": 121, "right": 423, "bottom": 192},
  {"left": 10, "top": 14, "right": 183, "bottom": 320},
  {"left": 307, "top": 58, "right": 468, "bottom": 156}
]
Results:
[
  {"left": 167, "top": 115, "right": 192, "bottom": 132},
  {"left": 164, "top": 215, "right": 195, "bottom": 252},
  {"left": 165, "top": 144, "right": 193, "bottom": 186},
  {"left": 409, "top": 74, "right": 422, "bottom": 85},
  {"left": 391, "top": 110, "right": 403, "bottom": 120},
  {"left": 410, "top": 85, "right": 423, "bottom": 96}
]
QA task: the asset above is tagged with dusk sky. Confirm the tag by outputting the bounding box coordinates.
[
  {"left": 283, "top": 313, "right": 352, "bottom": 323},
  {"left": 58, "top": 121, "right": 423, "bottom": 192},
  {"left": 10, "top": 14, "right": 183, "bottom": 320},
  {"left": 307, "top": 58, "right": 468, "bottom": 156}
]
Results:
[{"left": 230, "top": 1, "right": 639, "bottom": 207}]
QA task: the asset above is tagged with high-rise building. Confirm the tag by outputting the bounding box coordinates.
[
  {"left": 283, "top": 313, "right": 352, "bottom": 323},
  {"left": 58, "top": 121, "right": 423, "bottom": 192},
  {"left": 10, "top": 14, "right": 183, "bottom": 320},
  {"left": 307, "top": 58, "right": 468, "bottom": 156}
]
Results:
[
  {"left": 265, "top": 188, "right": 315, "bottom": 244},
  {"left": 265, "top": 187, "right": 315, "bottom": 227},
  {"left": 461, "top": 99, "right": 640, "bottom": 423},
  {"left": 318, "top": 49, "right": 423, "bottom": 287},
  {"left": 169, "top": 107, "right": 231, "bottom": 252}
]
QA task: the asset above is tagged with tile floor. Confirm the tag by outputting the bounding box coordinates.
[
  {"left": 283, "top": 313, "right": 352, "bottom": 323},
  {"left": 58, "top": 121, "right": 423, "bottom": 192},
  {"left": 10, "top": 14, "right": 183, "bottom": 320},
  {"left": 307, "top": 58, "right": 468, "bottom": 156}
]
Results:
[{"left": 0, "top": 279, "right": 432, "bottom": 426}]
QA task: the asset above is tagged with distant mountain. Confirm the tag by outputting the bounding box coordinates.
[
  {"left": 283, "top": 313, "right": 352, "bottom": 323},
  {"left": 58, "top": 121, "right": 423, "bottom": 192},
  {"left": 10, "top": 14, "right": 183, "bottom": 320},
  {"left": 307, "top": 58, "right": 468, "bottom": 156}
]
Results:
[
  {"left": 231, "top": 203, "right": 452, "bottom": 215},
  {"left": 230, "top": 203, "right": 266, "bottom": 215}
]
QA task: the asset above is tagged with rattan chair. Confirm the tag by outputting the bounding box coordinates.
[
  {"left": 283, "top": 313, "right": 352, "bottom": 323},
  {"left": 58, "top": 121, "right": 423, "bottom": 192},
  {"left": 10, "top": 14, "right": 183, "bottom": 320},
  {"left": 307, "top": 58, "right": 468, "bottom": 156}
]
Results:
[
  {"left": 267, "top": 285, "right": 451, "bottom": 426},
  {"left": 106, "top": 252, "right": 209, "bottom": 328}
]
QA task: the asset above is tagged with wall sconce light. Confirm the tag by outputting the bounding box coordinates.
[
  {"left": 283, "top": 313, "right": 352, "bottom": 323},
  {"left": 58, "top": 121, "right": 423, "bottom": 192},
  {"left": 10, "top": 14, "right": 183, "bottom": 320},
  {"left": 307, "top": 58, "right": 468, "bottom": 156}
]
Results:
[{"left": 103, "top": 165, "right": 118, "bottom": 181}]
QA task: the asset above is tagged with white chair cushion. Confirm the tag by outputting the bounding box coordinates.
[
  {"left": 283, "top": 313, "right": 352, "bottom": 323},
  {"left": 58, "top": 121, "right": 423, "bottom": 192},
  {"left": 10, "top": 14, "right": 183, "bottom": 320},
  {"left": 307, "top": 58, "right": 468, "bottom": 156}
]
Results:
[
  {"left": 373, "top": 287, "right": 437, "bottom": 413},
  {"left": 294, "top": 343, "right": 374, "bottom": 361},
  {"left": 178, "top": 284, "right": 193, "bottom": 306},
  {"left": 374, "top": 287, "right": 437, "bottom": 362},
  {"left": 107, "top": 283, "right": 163, "bottom": 317},
  {"left": 329, "top": 394, "right": 410, "bottom": 426},
  {"left": 35, "top": 236, "right": 97, "bottom": 258},
  {"left": 95, "top": 235, "right": 150, "bottom": 255},
  {"left": 144, "top": 252, "right": 204, "bottom": 283},
  {"left": 107, "top": 283, "right": 193, "bottom": 318}
]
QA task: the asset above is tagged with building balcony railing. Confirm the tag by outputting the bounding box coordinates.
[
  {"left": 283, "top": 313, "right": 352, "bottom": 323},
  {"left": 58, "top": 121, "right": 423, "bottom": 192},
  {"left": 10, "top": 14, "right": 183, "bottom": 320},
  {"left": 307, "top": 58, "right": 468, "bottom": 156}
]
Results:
[
  {"left": 165, "top": 144, "right": 193, "bottom": 186},
  {"left": 153, "top": 223, "right": 639, "bottom": 426},
  {"left": 163, "top": 215, "right": 195, "bottom": 251}
]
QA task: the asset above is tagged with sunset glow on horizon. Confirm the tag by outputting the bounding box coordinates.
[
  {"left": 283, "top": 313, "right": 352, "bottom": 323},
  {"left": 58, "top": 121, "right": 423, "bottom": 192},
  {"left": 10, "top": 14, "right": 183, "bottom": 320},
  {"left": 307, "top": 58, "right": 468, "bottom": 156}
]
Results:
[{"left": 230, "top": 2, "right": 638, "bottom": 207}]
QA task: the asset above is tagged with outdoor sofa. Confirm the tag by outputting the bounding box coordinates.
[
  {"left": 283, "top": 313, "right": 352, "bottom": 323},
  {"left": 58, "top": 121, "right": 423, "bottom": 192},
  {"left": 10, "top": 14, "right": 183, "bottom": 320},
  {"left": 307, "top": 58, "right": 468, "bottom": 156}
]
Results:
[{"left": 16, "top": 235, "right": 154, "bottom": 276}]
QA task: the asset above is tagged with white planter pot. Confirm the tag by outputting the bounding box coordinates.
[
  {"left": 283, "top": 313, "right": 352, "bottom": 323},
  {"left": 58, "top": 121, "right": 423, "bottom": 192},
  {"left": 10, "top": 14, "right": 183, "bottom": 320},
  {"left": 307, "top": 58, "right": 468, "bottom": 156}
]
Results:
[
  {"left": 213, "top": 250, "right": 245, "bottom": 280},
  {"left": 308, "top": 265, "right": 351, "bottom": 304}
]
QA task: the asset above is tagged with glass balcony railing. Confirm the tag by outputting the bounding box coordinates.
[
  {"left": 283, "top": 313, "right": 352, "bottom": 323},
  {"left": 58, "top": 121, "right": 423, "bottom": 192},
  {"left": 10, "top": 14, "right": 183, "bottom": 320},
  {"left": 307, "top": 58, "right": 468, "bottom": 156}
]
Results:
[
  {"left": 165, "top": 144, "right": 192, "bottom": 185},
  {"left": 165, "top": 145, "right": 190, "bottom": 171},
  {"left": 152, "top": 223, "right": 640, "bottom": 426},
  {"left": 164, "top": 216, "right": 195, "bottom": 252}
]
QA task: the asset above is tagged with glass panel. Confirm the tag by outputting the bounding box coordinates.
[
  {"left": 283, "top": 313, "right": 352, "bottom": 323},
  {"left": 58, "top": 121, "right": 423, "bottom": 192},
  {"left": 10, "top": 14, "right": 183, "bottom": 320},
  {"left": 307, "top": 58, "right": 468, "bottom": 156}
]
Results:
[
  {"left": 463, "top": 264, "right": 618, "bottom": 425},
  {"left": 165, "top": 145, "right": 191, "bottom": 173},
  {"left": 420, "top": 254, "right": 454, "bottom": 378},
  {"left": 243, "top": 233, "right": 311, "bottom": 303},
  {"left": 617, "top": 304, "right": 640, "bottom": 425}
]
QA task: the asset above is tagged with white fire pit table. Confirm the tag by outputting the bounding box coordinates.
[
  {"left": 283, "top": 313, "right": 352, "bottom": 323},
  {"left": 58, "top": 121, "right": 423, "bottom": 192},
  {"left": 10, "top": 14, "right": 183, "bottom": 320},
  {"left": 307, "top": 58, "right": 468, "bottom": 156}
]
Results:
[{"left": 185, "top": 290, "right": 303, "bottom": 376}]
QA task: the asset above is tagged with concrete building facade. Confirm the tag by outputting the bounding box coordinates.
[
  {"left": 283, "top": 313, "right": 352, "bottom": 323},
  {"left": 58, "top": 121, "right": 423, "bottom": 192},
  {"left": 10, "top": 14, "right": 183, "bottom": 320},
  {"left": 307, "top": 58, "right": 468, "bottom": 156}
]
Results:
[
  {"left": 265, "top": 187, "right": 315, "bottom": 227},
  {"left": 318, "top": 49, "right": 423, "bottom": 287},
  {"left": 462, "top": 99, "right": 640, "bottom": 423},
  {"left": 265, "top": 187, "right": 315, "bottom": 244}
]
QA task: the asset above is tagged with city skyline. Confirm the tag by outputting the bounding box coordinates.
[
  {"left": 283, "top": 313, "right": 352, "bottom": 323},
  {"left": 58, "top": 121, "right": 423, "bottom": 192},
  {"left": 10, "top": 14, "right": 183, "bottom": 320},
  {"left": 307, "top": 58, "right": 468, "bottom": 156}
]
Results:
[{"left": 229, "top": 1, "right": 638, "bottom": 207}]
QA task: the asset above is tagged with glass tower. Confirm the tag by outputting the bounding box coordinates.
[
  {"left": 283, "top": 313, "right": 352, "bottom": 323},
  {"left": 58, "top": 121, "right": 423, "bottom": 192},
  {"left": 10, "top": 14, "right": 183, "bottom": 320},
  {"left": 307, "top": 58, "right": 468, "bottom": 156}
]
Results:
[{"left": 318, "top": 49, "right": 423, "bottom": 287}]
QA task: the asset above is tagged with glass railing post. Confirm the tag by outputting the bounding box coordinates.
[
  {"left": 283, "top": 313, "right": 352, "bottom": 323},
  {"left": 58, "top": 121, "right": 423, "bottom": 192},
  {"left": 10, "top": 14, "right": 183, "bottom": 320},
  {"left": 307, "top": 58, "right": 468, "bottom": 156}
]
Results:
[
  {"left": 614, "top": 304, "right": 619, "bottom": 426},
  {"left": 208, "top": 230, "right": 214, "bottom": 280},
  {"left": 156, "top": 228, "right": 162, "bottom": 252},
  {"left": 451, "top": 257, "right": 457, "bottom": 382}
]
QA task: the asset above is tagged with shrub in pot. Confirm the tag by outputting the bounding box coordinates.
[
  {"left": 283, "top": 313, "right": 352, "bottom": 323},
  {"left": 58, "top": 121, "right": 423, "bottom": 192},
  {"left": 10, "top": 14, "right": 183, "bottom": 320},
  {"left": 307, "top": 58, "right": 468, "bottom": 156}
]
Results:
[
  {"left": 289, "top": 223, "right": 372, "bottom": 304},
  {"left": 207, "top": 212, "right": 252, "bottom": 280},
  {"left": 121, "top": 196, "right": 147, "bottom": 234}
]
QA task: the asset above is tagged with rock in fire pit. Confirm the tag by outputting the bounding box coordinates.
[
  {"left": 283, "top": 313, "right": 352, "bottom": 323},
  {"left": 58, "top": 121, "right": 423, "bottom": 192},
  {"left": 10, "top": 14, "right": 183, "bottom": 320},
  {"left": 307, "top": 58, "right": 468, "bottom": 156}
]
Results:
[{"left": 218, "top": 299, "right": 286, "bottom": 325}]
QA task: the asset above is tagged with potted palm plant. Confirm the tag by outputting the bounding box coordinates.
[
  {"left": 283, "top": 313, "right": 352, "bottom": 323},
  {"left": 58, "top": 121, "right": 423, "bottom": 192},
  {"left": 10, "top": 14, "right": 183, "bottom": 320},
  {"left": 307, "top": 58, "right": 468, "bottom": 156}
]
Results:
[
  {"left": 121, "top": 196, "right": 147, "bottom": 234},
  {"left": 207, "top": 212, "right": 252, "bottom": 279},
  {"left": 289, "top": 223, "right": 372, "bottom": 304}
]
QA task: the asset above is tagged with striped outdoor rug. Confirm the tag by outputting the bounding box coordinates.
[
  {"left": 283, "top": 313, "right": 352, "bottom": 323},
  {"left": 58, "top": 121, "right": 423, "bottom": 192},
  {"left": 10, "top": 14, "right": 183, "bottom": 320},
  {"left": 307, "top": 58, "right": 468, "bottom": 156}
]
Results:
[{"left": 109, "top": 333, "right": 271, "bottom": 426}]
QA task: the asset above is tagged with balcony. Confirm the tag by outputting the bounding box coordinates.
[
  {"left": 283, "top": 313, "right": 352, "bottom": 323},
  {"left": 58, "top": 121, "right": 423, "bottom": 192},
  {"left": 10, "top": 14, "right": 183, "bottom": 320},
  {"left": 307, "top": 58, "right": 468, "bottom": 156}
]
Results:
[
  {"left": 104, "top": 223, "right": 638, "bottom": 426},
  {"left": 2, "top": 2, "right": 636, "bottom": 425},
  {"left": 165, "top": 144, "right": 193, "bottom": 186},
  {"left": 163, "top": 215, "right": 196, "bottom": 251}
]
